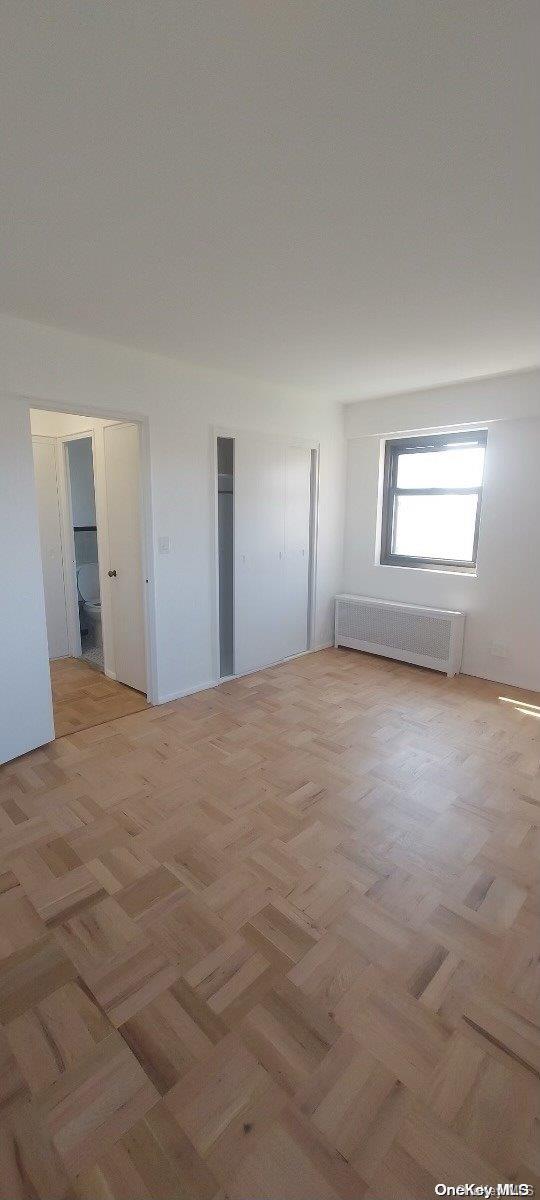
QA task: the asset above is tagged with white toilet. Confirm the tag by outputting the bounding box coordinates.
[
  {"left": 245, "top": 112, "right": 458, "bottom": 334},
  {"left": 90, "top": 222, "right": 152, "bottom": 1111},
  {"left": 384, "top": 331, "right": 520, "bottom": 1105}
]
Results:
[{"left": 77, "top": 562, "right": 101, "bottom": 643}]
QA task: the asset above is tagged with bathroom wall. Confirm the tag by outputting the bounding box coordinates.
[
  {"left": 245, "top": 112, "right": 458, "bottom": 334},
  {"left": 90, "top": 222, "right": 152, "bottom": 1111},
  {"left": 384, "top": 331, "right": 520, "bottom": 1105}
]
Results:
[
  {"left": 67, "top": 436, "right": 96, "bottom": 526},
  {"left": 67, "top": 437, "right": 99, "bottom": 584}
]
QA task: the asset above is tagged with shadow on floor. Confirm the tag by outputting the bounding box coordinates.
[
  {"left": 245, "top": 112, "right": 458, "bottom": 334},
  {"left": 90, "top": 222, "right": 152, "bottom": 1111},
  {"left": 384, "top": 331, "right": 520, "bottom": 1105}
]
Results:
[{"left": 50, "top": 657, "right": 148, "bottom": 738}]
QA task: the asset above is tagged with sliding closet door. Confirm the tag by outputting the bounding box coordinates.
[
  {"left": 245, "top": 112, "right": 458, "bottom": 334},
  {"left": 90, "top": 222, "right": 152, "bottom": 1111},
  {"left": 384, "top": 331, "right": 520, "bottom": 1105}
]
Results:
[
  {"left": 234, "top": 434, "right": 312, "bottom": 676},
  {"left": 282, "top": 445, "right": 311, "bottom": 659},
  {"left": 234, "top": 434, "right": 286, "bottom": 675}
]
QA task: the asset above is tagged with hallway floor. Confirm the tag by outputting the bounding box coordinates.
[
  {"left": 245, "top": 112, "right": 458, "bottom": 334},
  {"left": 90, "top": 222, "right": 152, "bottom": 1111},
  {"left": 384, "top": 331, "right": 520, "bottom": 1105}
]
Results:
[
  {"left": 0, "top": 648, "right": 538, "bottom": 1198},
  {"left": 50, "top": 657, "right": 148, "bottom": 737}
]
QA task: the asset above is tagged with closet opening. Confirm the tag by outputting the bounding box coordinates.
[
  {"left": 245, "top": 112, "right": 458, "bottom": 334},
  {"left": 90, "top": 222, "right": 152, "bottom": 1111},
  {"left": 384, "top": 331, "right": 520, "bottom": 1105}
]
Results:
[
  {"left": 217, "top": 436, "right": 234, "bottom": 678},
  {"left": 307, "top": 447, "right": 319, "bottom": 650},
  {"left": 214, "top": 431, "right": 319, "bottom": 683}
]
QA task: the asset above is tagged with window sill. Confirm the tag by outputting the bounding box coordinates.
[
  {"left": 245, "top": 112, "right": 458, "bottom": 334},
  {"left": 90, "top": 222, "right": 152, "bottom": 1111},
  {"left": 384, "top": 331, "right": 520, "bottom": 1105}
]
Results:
[{"left": 378, "top": 561, "right": 477, "bottom": 578}]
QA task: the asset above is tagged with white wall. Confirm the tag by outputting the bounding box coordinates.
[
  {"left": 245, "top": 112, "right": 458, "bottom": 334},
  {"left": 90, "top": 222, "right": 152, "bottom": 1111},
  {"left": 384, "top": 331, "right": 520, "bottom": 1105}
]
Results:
[
  {"left": 343, "top": 368, "right": 540, "bottom": 691},
  {"left": 30, "top": 411, "right": 114, "bottom": 438},
  {"left": 0, "top": 401, "right": 54, "bottom": 761},
  {"left": 2, "top": 313, "right": 345, "bottom": 719},
  {"left": 66, "top": 437, "right": 96, "bottom": 527},
  {"left": 32, "top": 435, "right": 70, "bottom": 659}
]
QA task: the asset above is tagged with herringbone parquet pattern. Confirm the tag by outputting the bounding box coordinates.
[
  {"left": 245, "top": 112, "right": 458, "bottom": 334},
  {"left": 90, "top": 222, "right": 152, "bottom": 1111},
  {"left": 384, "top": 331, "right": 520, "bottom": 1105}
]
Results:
[
  {"left": 50, "top": 657, "right": 148, "bottom": 738},
  {"left": 0, "top": 648, "right": 539, "bottom": 1199}
]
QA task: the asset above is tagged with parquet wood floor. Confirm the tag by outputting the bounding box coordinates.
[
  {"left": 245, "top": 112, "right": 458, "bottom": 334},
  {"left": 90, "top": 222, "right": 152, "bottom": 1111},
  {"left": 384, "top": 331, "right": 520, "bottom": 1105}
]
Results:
[
  {"left": 50, "top": 657, "right": 148, "bottom": 738},
  {"left": 1, "top": 648, "right": 539, "bottom": 1199}
]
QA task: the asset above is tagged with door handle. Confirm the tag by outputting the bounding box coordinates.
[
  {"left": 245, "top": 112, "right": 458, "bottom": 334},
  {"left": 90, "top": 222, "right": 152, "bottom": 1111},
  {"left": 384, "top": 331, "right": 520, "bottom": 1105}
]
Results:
[{"left": 108, "top": 569, "right": 117, "bottom": 578}]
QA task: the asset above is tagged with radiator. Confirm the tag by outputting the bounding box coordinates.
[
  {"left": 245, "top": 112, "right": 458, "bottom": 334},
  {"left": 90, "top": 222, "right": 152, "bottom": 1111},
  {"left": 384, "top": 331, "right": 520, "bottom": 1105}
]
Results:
[{"left": 335, "top": 594, "right": 465, "bottom": 677}]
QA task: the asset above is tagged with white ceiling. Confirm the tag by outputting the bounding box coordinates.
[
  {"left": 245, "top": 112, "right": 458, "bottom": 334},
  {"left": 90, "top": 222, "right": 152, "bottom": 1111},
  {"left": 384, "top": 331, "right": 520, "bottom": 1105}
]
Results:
[{"left": 1, "top": 1, "right": 539, "bottom": 401}]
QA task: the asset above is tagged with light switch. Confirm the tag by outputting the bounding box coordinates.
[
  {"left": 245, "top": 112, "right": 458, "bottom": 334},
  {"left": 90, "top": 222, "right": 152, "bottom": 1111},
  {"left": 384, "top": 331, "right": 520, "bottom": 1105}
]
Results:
[{"left": 158, "top": 536, "right": 171, "bottom": 554}]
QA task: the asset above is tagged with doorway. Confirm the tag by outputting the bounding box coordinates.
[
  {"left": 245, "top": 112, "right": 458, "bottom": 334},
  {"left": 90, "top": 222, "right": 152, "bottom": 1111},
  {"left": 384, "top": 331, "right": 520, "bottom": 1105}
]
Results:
[
  {"left": 66, "top": 435, "right": 103, "bottom": 669},
  {"left": 31, "top": 408, "right": 150, "bottom": 737}
]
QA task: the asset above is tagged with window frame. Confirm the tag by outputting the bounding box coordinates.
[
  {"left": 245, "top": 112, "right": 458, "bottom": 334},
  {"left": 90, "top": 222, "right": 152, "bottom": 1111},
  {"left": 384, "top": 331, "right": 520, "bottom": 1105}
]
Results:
[{"left": 380, "top": 429, "right": 487, "bottom": 571}]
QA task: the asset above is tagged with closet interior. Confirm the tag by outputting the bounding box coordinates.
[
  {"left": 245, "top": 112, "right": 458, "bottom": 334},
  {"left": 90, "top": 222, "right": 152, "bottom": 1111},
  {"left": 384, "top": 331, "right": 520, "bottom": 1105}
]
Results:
[{"left": 217, "top": 437, "right": 234, "bottom": 678}]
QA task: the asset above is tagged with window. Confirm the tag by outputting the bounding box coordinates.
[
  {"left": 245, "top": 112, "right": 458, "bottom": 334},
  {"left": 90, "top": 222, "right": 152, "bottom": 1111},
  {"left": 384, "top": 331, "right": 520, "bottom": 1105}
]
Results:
[{"left": 380, "top": 429, "right": 487, "bottom": 570}]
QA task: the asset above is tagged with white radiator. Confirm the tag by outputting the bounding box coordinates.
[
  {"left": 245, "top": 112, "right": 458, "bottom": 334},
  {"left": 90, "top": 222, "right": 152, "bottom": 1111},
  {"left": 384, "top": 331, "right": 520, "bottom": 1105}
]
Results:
[{"left": 335, "top": 594, "right": 465, "bottom": 677}]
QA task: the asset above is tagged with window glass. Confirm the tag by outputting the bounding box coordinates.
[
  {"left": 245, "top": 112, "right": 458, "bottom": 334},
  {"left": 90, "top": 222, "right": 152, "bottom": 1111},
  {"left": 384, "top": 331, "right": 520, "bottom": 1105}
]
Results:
[
  {"left": 393, "top": 493, "right": 479, "bottom": 562},
  {"left": 396, "top": 445, "right": 485, "bottom": 490}
]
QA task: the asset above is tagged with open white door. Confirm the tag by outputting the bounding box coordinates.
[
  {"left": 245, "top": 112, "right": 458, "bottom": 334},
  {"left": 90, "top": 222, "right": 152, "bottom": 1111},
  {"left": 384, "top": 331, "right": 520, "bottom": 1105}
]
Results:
[
  {"left": 103, "top": 422, "right": 146, "bottom": 693},
  {"left": 0, "top": 401, "right": 54, "bottom": 763},
  {"left": 32, "top": 437, "right": 70, "bottom": 660}
]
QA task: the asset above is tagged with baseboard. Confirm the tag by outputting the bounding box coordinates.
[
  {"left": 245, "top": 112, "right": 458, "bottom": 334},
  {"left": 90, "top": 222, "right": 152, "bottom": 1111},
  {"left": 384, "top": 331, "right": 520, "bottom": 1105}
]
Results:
[
  {"left": 154, "top": 644, "right": 335, "bottom": 708},
  {"left": 156, "top": 679, "right": 218, "bottom": 705},
  {"left": 104, "top": 668, "right": 117, "bottom": 681},
  {"left": 284, "top": 640, "right": 334, "bottom": 661},
  {"left": 224, "top": 641, "right": 335, "bottom": 683}
]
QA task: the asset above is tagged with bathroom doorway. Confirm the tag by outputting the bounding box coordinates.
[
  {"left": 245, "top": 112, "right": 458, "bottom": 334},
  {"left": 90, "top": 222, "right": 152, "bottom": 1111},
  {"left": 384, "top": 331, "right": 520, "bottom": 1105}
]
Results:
[{"left": 31, "top": 408, "right": 150, "bottom": 737}]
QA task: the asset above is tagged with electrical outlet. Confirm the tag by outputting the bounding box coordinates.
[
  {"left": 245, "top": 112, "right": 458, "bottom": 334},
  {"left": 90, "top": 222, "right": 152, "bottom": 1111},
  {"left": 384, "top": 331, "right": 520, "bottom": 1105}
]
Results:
[
  {"left": 491, "top": 641, "right": 509, "bottom": 659},
  {"left": 158, "top": 536, "right": 171, "bottom": 554}
]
